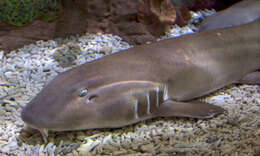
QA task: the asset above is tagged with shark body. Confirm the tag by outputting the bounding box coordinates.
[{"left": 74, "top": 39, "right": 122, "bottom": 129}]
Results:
[
  {"left": 21, "top": 19, "right": 260, "bottom": 142},
  {"left": 199, "top": 0, "right": 260, "bottom": 31}
]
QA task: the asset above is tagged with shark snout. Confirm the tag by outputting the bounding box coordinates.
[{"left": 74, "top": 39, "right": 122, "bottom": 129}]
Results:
[
  {"left": 21, "top": 100, "right": 51, "bottom": 131},
  {"left": 21, "top": 104, "right": 50, "bottom": 143},
  {"left": 21, "top": 106, "right": 35, "bottom": 128}
]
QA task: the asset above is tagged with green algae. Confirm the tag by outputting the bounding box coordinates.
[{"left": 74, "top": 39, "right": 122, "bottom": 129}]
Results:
[{"left": 0, "top": 0, "right": 63, "bottom": 26}]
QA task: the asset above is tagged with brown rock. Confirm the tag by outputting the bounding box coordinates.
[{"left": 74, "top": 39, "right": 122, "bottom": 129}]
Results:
[
  {"left": 0, "top": 0, "right": 240, "bottom": 53},
  {"left": 89, "top": 0, "right": 156, "bottom": 45},
  {"left": 138, "top": 0, "right": 175, "bottom": 37},
  {"left": 0, "top": 20, "right": 56, "bottom": 52},
  {"left": 1, "top": 0, "right": 152, "bottom": 52},
  {"left": 137, "top": 0, "right": 192, "bottom": 36},
  {"left": 0, "top": 0, "right": 88, "bottom": 52},
  {"left": 54, "top": 0, "right": 88, "bottom": 37}
]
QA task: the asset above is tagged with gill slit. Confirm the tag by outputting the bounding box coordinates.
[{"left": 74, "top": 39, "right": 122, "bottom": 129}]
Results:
[
  {"left": 135, "top": 100, "right": 139, "bottom": 119},
  {"left": 146, "top": 93, "right": 151, "bottom": 114},
  {"left": 156, "top": 87, "right": 160, "bottom": 108},
  {"left": 163, "top": 84, "right": 169, "bottom": 101}
]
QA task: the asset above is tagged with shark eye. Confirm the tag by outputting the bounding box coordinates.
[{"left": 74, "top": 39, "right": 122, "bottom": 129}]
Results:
[{"left": 77, "top": 88, "right": 88, "bottom": 97}]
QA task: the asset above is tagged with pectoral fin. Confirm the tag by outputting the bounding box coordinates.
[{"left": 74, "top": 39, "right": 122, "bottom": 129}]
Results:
[
  {"left": 158, "top": 100, "right": 225, "bottom": 119},
  {"left": 238, "top": 71, "right": 260, "bottom": 84}
]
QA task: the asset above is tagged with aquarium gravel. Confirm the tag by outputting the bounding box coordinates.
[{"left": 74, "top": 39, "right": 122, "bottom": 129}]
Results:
[{"left": 0, "top": 10, "right": 259, "bottom": 156}]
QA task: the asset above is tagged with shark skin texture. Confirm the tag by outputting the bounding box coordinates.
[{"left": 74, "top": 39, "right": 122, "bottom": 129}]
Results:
[
  {"left": 199, "top": 0, "right": 260, "bottom": 31},
  {"left": 21, "top": 19, "right": 260, "bottom": 143}
]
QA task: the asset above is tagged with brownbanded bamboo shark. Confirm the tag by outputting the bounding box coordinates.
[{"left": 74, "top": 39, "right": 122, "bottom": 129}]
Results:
[
  {"left": 21, "top": 19, "right": 260, "bottom": 142},
  {"left": 199, "top": 0, "right": 260, "bottom": 31}
]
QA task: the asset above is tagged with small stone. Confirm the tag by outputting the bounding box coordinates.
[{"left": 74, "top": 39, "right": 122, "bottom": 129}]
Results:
[
  {"left": 76, "top": 132, "right": 87, "bottom": 140},
  {"left": 113, "top": 149, "right": 128, "bottom": 155},
  {"left": 72, "top": 149, "right": 79, "bottom": 156},
  {"left": 39, "top": 153, "right": 46, "bottom": 156},
  {"left": 4, "top": 71, "right": 15, "bottom": 77},
  {"left": 206, "top": 136, "right": 218, "bottom": 144},
  {"left": 0, "top": 52, "right": 4, "bottom": 61},
  {"left": 141, "top": 143, "right": 154, "bottom": 152},
  {"left": 78, "top": 140, "right": 99, "bottom": 156}
]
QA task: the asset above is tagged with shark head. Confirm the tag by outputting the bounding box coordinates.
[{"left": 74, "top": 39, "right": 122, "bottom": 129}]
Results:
[{"left": 21, "top": 67, "right": 165, "bottom": 142}]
